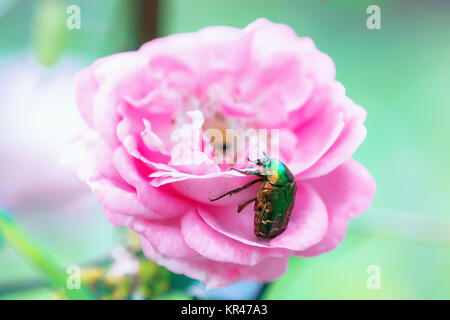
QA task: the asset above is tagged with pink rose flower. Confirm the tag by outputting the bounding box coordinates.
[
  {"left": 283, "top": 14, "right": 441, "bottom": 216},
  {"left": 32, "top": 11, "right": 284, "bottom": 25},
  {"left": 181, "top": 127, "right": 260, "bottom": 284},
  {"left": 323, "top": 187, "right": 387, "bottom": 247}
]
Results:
[{"left": 71, "top": 18, "right": 375, "bottom": 289}]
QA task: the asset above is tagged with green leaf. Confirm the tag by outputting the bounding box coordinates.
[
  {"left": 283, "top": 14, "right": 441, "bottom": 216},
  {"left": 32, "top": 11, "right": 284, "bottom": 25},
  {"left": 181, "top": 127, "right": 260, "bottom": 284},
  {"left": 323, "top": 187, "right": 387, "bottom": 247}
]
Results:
[{"left": 31, "top": 0, "right": 71, "bottom": 66}]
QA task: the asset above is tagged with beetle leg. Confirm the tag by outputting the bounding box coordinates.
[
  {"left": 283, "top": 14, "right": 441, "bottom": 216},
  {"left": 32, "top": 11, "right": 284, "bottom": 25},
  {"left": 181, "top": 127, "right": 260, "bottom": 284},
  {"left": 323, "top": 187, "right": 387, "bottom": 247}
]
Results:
[
  {"left": 237, "top": 198, "right": 257, "bottom": 213},
  {"left": 231, "top": 168, "right": 264, "bottom": 177},
  {"left": 209, "top": 178, "right": 264, "bottom": 202}
]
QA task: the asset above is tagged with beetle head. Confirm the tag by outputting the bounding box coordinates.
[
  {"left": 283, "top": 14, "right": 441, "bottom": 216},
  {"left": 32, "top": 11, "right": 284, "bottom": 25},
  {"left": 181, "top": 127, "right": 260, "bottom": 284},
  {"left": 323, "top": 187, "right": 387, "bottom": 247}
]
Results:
[
  {"left": 247, "top": 155, "right": 270, "bottom": 167},
  {"left": 255, "top": 158, "right": 268, "bottom": 166}
]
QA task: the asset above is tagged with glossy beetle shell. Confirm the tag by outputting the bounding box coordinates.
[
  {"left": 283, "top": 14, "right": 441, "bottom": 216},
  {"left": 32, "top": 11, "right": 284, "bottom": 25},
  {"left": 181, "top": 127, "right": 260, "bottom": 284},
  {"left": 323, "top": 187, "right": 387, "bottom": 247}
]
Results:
[
  {"left": 254, "top": 179, "right": 297, "bottom": 238},
  {"left": 209, "top": 157, "right": 297, "bottom": 239}
]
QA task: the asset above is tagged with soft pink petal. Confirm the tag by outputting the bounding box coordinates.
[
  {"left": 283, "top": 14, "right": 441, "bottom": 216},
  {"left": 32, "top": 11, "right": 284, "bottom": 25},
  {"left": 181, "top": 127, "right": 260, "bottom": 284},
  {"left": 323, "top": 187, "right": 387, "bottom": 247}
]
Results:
[
  {"left": 112, "top": 147, "right": 192, "bottom": 217},
  {"left": 140, "top": 236, "right": 289, "bottom": 289},
  {"left": 219, "top": 93, "right": 257, "bottom": 117},
  {"left": 169, "top": 110, "right": 220, "bottom": 175},
  {"left": 122, "top": 134, "right": 173, "bottom": 172},
  {"left": 141, "top": 119, "right": 171, "bottom": 155},
  {"left": 139, "top": 25, "right": 247, "bottom": 86},
  {"left": 297, "top": 159, "right": 376, "bottom": 257},
  {"left": 89, "top": 52, "right": 153, "bottom": 147},
  {"left": 105, "top": 211, "right": 198, "bottom": 258},
  {"left": 246, "top": 18, "right": 314, "bottom": 63},
  {"left": 74, "top": 66, "right": 97, "bottom": 127},
  {"left": 90, "top": 179, "right": 164, "bottom": 219},
  {"left": 63, "top": 133, "right": 102, "bottom": 183},
  {"left": 269, "top": 184, "right": 328, "bottom": 250},
  {"left": 301, "top": 50, "right": 336, "bottom": 85},
  {"left": 181, "top": 209, "right": 287, "bottom": 265},
  {"left": 289, "top": 81, "right": 368, "bottom": 178},
  {"left": 244, "top": 55, "right": 314, "bottom": 123},
  {"left": 278, "top": 129, "right": 298, "bottom": 163},
  {"left": 247, "top": 18, "right": 335, "bottom": 84},
  {"left": 198, "top": 184, "right": 328, "bottom": 251},
  {"left": 168, "top": 171, "right": 261, "bottom": 205},
  {"left": 299, "top": 101, "right": 367, "bottom": 179},
  {"left": 90, "top": 136, "right": 122, "bottom": 181},
  {"left": 288, "top": 107, "right": 344, "bottom": 175}
]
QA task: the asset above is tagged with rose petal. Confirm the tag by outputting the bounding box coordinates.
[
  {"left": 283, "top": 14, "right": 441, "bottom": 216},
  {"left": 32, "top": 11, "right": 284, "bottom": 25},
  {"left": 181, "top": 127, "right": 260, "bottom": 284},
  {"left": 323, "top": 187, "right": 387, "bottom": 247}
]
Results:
[
  {"left": 299, "top": 102, "right": 367, "bottom": 179},
  {"left": 140, "top": 236, "right": 289, "bottom": 289},
  {"left": 90, "top": 179, "right": 163, "bottom": 219},
  {"left": 289, "top": 81, "right": 368, "bottom": 179},
  {"left": 198, "top": 184, "right": 328, "bottom": 251},
  {"left": 105, "top": 210, "right": 198, "bottom": 258},
  {"left": 297, "top": 159, "right": 376, "bottom": 257},
  {"left": 288, "top": 108, "right": 344, "bottom": 175},
  {"left": 168, "top": 171, "right": 262, "bottom": 205},
  {"left": 219, "top": 93, "right": 257, "bottom": 117},
  {"left": 181, "top": 209, "right": 287, "bottom": 265},
  {"left": 90, "top": 52, "right": 151, "bottom": 147},
  {"left": 74, "top": 66, "right": 97, "bottom": 127},
  {"left": 242, "top": 56, "right": 314, "bottom": 127},
  {"left": 247, "top": 18, "right": 335, "bottom": 84},
  {"left": 112, "top": 147, "right": 192, "bottom": 217}
]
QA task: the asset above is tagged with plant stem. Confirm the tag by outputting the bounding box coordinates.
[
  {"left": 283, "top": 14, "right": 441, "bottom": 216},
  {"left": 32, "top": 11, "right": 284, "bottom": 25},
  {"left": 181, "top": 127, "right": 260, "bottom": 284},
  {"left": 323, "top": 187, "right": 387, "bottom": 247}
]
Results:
[{"left": 0, "top": 209, "right": 96, "bottom": 299}]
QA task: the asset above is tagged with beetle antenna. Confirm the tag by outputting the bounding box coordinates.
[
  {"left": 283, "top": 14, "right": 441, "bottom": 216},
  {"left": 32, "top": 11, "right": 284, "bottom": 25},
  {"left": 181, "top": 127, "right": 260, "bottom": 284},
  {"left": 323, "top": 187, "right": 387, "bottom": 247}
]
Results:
[{"left": 263, "top": 151, "right": 268, "bottom": 158}]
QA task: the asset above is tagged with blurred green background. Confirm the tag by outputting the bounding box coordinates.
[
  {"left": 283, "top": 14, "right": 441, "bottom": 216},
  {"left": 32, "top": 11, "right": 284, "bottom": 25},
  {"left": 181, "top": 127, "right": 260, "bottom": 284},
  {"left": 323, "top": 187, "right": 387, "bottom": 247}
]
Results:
[{"left": 0, "top": 0, "right": 449, "bottom": 299}]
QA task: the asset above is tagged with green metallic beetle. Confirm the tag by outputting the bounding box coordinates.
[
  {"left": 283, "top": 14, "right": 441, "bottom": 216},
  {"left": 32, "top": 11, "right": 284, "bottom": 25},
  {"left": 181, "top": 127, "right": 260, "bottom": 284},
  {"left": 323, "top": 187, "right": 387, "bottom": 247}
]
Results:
[{"left": 210, "top": 155, "right": 297, "bottom": 239}]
